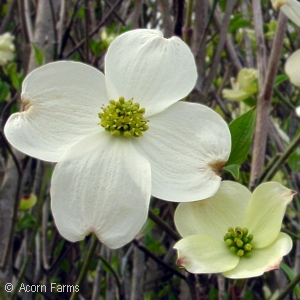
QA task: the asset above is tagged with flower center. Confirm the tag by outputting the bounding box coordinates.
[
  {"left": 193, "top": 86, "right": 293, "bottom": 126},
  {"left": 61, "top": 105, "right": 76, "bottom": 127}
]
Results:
[
  {"left": 224, "top": 227, "right": 253, "bottom": 258},
  {"left": 98, "top": 97, "right": 149, "bottom": 137}
]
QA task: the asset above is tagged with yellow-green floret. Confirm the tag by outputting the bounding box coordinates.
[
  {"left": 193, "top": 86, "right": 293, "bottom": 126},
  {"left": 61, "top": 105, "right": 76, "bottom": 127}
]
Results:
[
  {"left": 99, "top": 97, "right": 149, "bottom": 137},
  {"left": 224, "top": 227, "right": 253, "bottom": 258}
]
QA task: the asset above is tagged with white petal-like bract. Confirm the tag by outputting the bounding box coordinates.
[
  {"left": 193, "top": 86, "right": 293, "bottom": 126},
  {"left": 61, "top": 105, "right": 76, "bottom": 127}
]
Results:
[
  {"left": 243, "top": 182, "right": 294, "bottom": 249},
  {"left": 280, "top": 0, "right": 300, "bottom": 27},
  {"left": 51, "top": 132, "right": 151, "bottom": 248},
  {"left": 285, "top": 50, "right": 300, "bottom": 87},
  {"left": 223, "top": 233, "right": 293, "bottom": 278},
  {"left": 105, "top": 29, "right": 197, "bottom": 117},
  {"left": 4, "top": 62, "right": 108, "bottom": 162},
  {"left": 135, "top": 101, "right": 231, "bottom": 201},
  {"left": 174, "top": 235, "right": 239, "bottom": 273},
  {"left": 175, "top": 181, "right": 250, "bottom": 240}
]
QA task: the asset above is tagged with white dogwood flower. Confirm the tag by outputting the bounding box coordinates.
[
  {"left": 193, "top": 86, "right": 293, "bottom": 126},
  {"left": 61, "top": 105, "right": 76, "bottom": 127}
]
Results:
[
  {"left": 271, "top": 0, "right": 300, "bottom": 27},
  {"left": 174, "top": 181, "right": 294, "bottom": 278},
  {"left": 4, "top": 29, "right": 231, "bottom": 248},
  {"left": 0, "top": 32, "right": 15, "bottom": 66}
]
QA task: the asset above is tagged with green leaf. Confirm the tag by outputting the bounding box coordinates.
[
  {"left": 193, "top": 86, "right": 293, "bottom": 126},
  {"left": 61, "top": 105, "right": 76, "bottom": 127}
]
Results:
[
  {"left": 32, "top": 43, "right": 45, "bottom": 66},
  {"left": 229, "top": 14, "right": 252, "bottom": 33},
  {"left": 226, "top": 107, "right": 256, "bottom": 166},
  {"left": 16, "top": 214, "right": 36, "bottom": 232},
  {"left": 274, "top": 74, "right": 288, "bottom": 87},
  {"left": 0, "top": 81, "right": 9, "bottom": 101},
  {"left": 243, "top": 96, "right": 257, "bottom": 107},
  {"left": 90, "top": 39, "right": 105, "bottom": 56},
  {"left": 223, "top": 164, "right": 240, "bottom": 179},
  {"left": 280, "top": 262, "right": 300, "bottom": 297}
]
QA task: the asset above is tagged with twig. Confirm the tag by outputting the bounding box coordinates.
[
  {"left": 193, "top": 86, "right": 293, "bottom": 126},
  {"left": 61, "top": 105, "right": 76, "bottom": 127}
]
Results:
[
  {"left": 203, "top": 0, "right": 234, "bottom": 95},
  {"left": 65, "top": 0, "right": 123, "bottom": 58},
  {"left": 183, "top": 0, "right": 194, "bottom": 45},
  {"left": 186, "top": 274, "right": 201, "bottom": 300},
  {"left": 241, "top": 1, "right": 254, "bottom": 68},
  {"left": 57, "top": 0, "right": 66, "bottom": 56},
  {"left": 249, "top": 11, "right": 287, "bottom": 189},
  {"left": 260, "top": 125, "right": 300, "bottom": 182},
  {"left": 210, "top": 0, "right": 242, "bottom": 73},
  {"left": 276, "top": 271, "right": 300, "bottom": 300},
  {"left": 148, "top": 209, "right": 180, "bottom": 240},
  {"left": 0, "top": 0, "right": 17, "bottom": 34},
  {"left": 133, "top": 239, "right": 186, "bottom": 280},
  {"left": 158, "top": 0, "right": 173, "bottom": 38},
  {"left": 9, "top": 164, "right": 45, "bottom": 300},
  {"left": 104, "top": 0, "right": 126, "bottom": 26},
  {"left": 24, "top": 0, "right": 33, "bottom": 42},
  {"left": 70, "top": 235, "right": 98, "bottom": 300},
  {"left": 173, "top": 0, "right": 185, "bottom": 37},
  {"left": 191, "top": 0, "right": 208, "bottom": 94}
]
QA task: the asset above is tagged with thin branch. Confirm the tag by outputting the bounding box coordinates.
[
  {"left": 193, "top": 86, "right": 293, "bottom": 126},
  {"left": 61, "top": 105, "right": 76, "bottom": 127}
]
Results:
[
  {"left": 203, "top": 0, "right": 235, "bottom": 95},
  {"left": 65, "top": 0, "right": 123, "bottom": 58},
  {"left": 148, "top": 209, "right": 180, "bottom": 241},
  {"left": 173, "top": 0, "right": 185, "bottom": 37},
  {"left": 276, "top": 271, "right": 300, "bottom": 300},
  {"left": 24, "top": 0, "right": 34, "bottom": 42},
  {"left": 70, "top": 235, "right": 98, "bottom": 300},
  {"left": 249, "top": 11, "right": 287, "bottom": 189},
  {"left": 104, "top": 0, "right": 126, "bottom": 26},
  {"left": 260, "top": 123, "right": 300, "bottom": 182},
  {"left": 0, "top": 0, "right": 17, "bottom": 34},
  {"left": 158, "top": 0, "right": 173, "bottom": 38},
  {"left": 133, "top": 239, "right": 186, "bottom": 281},
  {"left": 241, "top": 1, "right": 254, "bottom": 68}
]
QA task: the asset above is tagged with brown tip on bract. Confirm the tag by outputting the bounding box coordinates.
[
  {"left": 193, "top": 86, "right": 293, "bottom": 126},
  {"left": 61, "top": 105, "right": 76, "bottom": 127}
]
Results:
[
  {"left": 208, "top": 160, "right": 226, "bottom": 176},
  {"left": 22, "top": 99, "right": 32, "bottom": 111},
  {"left": 176, "top": 258, "right": 184, "bottom": 266}
]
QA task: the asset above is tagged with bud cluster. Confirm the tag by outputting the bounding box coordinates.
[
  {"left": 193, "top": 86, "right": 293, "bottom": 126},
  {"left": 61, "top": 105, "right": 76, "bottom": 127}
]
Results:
[
  {"left": 99, "top": 97, "right": 149, "bottom": 137},
  {"left": 224, "top": 227, "right": 253, "bottom": 258}
]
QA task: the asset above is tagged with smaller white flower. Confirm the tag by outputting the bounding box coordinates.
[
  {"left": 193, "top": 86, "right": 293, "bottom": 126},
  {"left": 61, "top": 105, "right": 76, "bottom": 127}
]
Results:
[
  {"left": 174, "top": 181, "right": 294, "bottom": 279},
  {"left": 271, "top": 0, "right": 300, "bottom": 27},
  {"left": 0, "top": 32, "right": 15, "bottom": 66},
  {"left": 295, "top": 106, "right": 300, "bottom": 117},
  {"left": 285, "top": 50, "right": 300, "bottom": 87}
]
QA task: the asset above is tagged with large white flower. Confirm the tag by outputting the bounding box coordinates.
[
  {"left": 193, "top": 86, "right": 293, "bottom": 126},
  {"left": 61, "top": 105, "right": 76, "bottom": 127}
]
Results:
[
  {"left": 174, "top": 181, "right": 294, "bottom": 278},
  {"left": 4, "top": 29, "right": 231, "bottom": 248},
  {"left": 271, "top": 0, "right": 300, "bottom": 26},
  {"left": 0, "top": 32, "right": 15, "bottom": 66}
]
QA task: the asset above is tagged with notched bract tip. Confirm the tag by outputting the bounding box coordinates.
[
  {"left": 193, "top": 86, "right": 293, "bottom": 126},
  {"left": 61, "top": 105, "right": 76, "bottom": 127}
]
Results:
[
  {"left": 22, "top": 98, "right": 32, "bottom": 111},
  {"left": 208, "top": 160, "right": 226, "bottom": 176}
]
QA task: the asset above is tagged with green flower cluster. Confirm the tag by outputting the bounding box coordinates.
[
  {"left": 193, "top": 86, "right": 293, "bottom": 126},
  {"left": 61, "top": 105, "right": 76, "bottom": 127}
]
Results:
[
  {"left": 99, "top": 97, "right": 149, "bottom": 137},
  {"left": 224, "top": 227, "right": 253, "bottom": 258}
]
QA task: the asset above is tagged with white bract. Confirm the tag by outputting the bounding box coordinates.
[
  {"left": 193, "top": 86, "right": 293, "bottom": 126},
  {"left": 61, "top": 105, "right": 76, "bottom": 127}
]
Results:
[
  {"left": 0, "top": 32, "right": 15, "bottom": 66},
  {"left": 285, "top": 50, "right": 300, "bottom": 87},
  {"left": 174, "top": 181, "right": 294, "bottom": 278},
  {"left": 4, "top": 29, "right": 231, "bottom": 249},
  {"left": 271, "top": 0, "right": 300, "bottom": 26}
]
